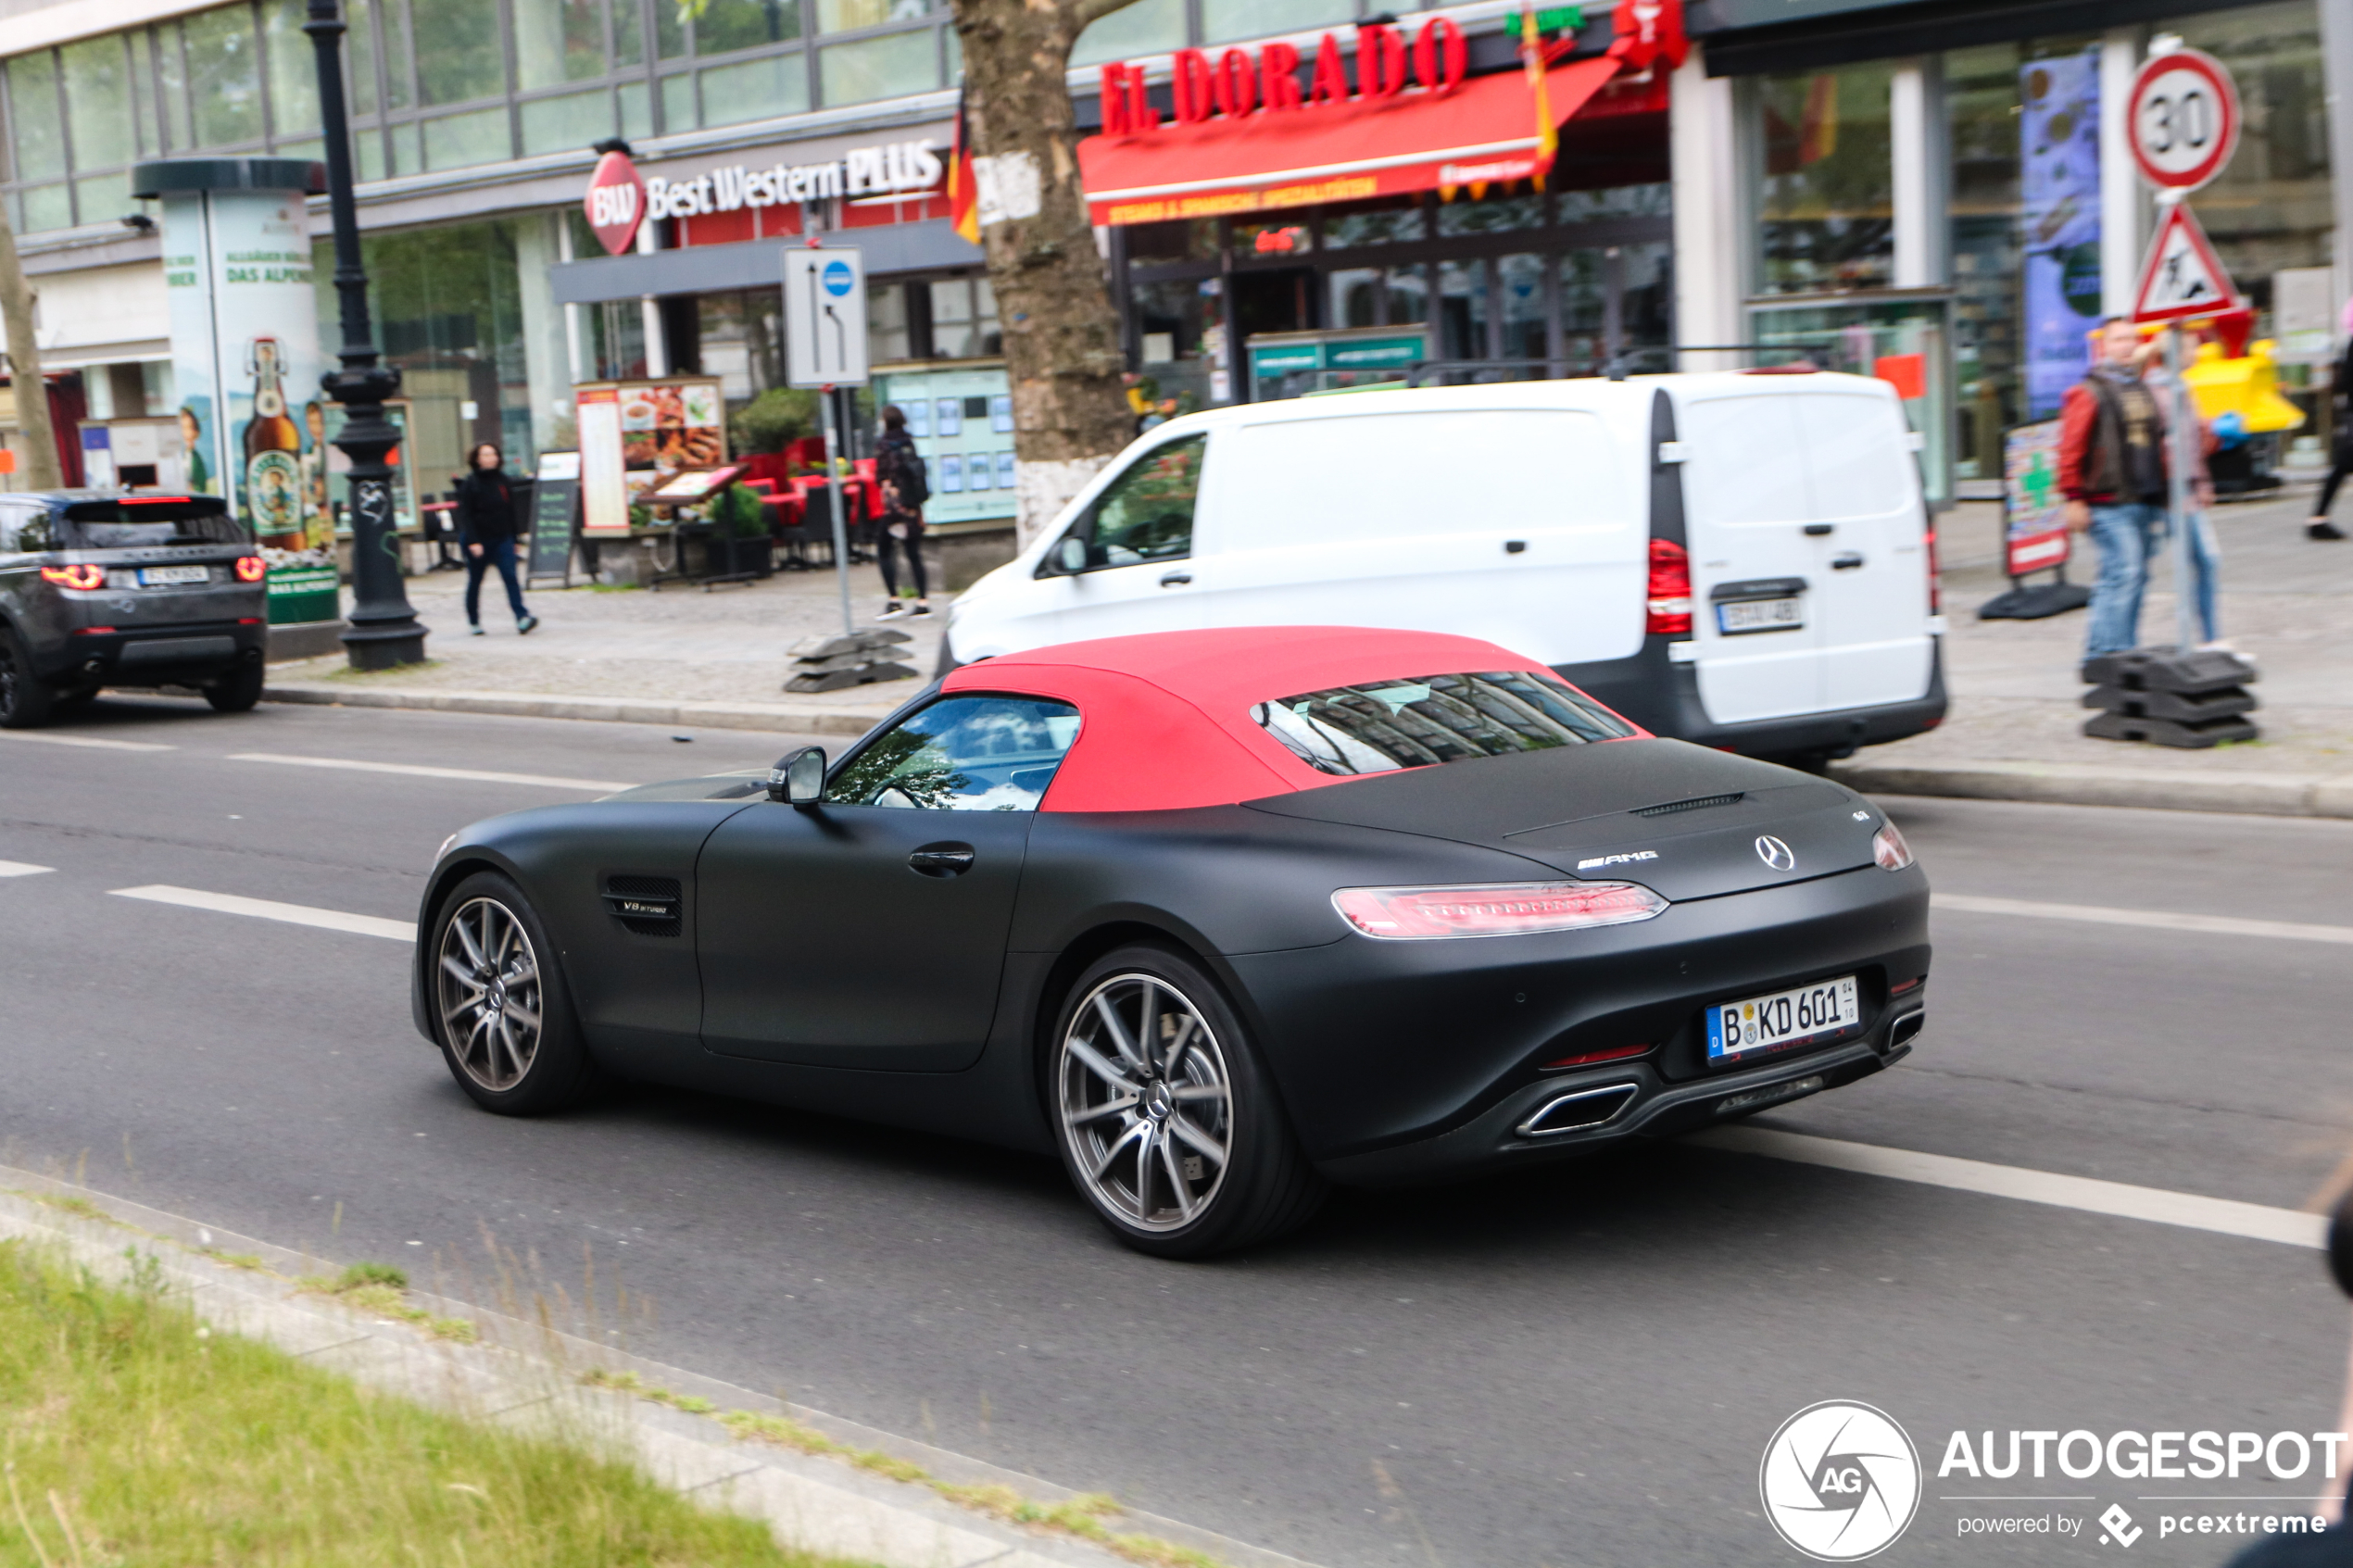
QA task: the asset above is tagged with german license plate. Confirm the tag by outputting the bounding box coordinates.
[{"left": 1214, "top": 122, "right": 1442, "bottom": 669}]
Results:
[
  {"left": 138, "top": 565, "right": 210, "bottom": 586},
  {"left": 1716, "top": 596, "right": 1802, "bottom": 635},
  {"left": 1706, "top": 974, "right": 1859, "bottom": 1062}
]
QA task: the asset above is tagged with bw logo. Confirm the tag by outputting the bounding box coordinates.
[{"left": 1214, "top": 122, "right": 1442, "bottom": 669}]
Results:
[
  {"left": 2100, "top": 1504, "right": 2143, "bottom": 1548},
  {"left": 1761, "top": 1401, "right": 1921, "bottom": 1562}
]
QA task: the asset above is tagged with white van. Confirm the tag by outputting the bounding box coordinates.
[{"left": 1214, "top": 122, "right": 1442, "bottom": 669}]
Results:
[{"left": 941, "top": 373, "right": 1947, "bottom": 763}]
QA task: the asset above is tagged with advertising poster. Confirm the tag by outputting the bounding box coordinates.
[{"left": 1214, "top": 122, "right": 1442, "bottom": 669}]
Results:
[
  {"left": 2003, "top": 420, "right": 2071, "bottom": 576},
  {"left": 159, "top": 181, "right": 337, "bottom": 626},
  {"left": 577, "top": 377, "right": 726, "bottom": 535},
  {"left": 2020, "top": 48, "right": 2103, "bottom": 421}
]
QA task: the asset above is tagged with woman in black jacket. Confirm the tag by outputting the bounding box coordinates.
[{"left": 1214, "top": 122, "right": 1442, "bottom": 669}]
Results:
[
  {"left": 455, "top": 443, "right": 539, "bottom": 633},
  {"left": 2309, "top": 307, "right": 2352, "bottom": 541}
]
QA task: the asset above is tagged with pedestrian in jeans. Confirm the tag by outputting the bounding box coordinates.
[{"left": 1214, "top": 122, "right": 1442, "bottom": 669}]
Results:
[
  {"left": 872, "top": 405, "right": 931, "bottom": 621},
  {"left": 2057, "top": 318, "right": 2209, "bottom": 667},
  {"left": 2308, "top": 299, "right": 2353, "bottom": 542},
  {"left": 455, "top": 442, "right": 538, "bottom": 636}
]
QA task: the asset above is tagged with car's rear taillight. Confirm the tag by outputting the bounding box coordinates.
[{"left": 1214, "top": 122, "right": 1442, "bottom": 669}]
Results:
[
  {"left": 233, "top": 556, "right": 267, "bottom": 583},
  {"left": 41, "top": 563, "right": 104, "bottom": 589},
  {"left": 1332, "top": 881, "right": 1667, "bottom": 940},
  {"left": 1645, "top": 538, "right": 1692, "bottom": 636},
  {"left": 1872, "top": 822, "right": 1915, "bottom": 871},
  {"left": 1924, "top": 527, "right": 1942, "bottom": 616}
]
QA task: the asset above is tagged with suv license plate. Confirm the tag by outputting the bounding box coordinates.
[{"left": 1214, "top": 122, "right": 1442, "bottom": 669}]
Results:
[
  {"left": 1706, "top": 974, "right": 1858, "bottom": 1062},
  {"left": 138, "top": 565, "right": 211, "bottom": 586},
  {"left": 1717, "top": 596, "right": 1802, "bottom": 635}
]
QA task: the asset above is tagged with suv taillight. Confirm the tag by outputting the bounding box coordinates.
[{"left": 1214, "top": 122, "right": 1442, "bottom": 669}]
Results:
[
  {"left": 41, "top": 563, "right": 103, "bottom": 590},
  {"left": 1924, "top": 527, "right": 1942, "bottom": 616},
  {"left": 234, "top": 556, "right": 267, "bottom": 583},
  {"left": 1645, "top": 539, "right": 1692, "bottom": 636}
]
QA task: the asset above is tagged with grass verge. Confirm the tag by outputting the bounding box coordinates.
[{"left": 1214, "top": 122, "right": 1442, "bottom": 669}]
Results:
[{"left": 0, "top": 1239, "right": 864, "bottom": 1567}]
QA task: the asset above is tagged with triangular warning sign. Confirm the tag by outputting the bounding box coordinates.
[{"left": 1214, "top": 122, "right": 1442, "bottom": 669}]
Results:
[{"left": 2132, "top": 203, "right": 2238, "bottom": 324}]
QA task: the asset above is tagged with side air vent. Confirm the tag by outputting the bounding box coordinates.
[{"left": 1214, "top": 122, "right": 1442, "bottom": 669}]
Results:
[
  {"left": 600, "top": 874, "right": 682, "bottom": 937},
  {"left": 1632, "top": 792, "right": 1745, "bottom": 818}
]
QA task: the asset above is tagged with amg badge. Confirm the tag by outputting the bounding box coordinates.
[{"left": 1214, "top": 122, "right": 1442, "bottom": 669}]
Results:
[{"left": 1577, "top": 850, "right": 1660, "bottom": 872}]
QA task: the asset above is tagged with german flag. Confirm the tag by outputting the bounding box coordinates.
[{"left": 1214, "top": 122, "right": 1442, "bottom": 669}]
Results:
[{"left": 948, "top": 87, "right": 980, "bottom": 245}]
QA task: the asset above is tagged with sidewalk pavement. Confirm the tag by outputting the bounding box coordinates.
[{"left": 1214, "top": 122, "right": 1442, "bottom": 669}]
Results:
[{"left": 264, "top": 482, "right": 2353, "bottom": 817}]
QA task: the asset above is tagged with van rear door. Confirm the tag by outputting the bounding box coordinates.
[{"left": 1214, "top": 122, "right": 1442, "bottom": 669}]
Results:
[{"left": 1676, "top": 382, "right": 1931, "bottom": 723}]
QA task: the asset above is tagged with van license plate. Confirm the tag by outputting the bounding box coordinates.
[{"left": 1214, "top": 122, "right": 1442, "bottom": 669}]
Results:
[
  {"left": 137, "top": 566, "right": 210, "bottom": 586},
  {"left": 1717, "top": 596, "right": 1802, "bottom": 635},
  {"left": 1706, "top": 974, "right": 1858, "bottom": 1062}
]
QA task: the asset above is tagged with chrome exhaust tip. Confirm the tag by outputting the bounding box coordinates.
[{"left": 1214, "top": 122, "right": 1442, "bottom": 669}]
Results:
[{"left": 1518, "top": 1083, "right": 1639, "bottom": 1137}]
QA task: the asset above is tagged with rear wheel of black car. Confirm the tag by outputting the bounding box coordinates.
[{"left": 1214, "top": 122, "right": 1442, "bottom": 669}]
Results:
[
  {"left": 205, "top": 661, "right": 264, "bottom": 713},
  {"left": 0, "top": 630, "right": 56, "bottom": 729},
  {"left": 430, "top": 872, "right": 600, "bottom": 1115},
  {"left": 1050, "top": 945, "right": 1325, "bottom": 1259}
]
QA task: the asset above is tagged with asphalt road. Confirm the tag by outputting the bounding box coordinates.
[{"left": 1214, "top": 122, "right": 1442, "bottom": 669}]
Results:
[{"left": 3, "top": 693, "right": 2350, "bottom": 1568}]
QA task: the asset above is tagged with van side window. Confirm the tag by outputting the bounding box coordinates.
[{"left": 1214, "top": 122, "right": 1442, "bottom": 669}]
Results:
[{"left": 1055, "top": 435, "right": 1205, "bottom": 571}]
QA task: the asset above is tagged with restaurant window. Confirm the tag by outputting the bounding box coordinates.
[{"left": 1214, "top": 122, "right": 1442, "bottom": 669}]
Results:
[
  {"left": 1126, "top": 219, "right": 1219, "bottom": 270},
  {"left": 1755, "top": 61, "right": 1894, "bottom": 293},
  {"left": 1438, "top": 259, "right": 1489, "bottom": 360},
  {"left": 700, "top": 290, "right": 785, "bottom": 397},
  {"left": 1437, "top": 191, "right": 1545, "bottom": 236},
  {"left": 1074, "top": 0, "right": 1183, "bottom": 67},
  {"left": 1499, "top": 254, "right": 1547, "bottom": 362},
  {"left": 1202, "top": 0, "right": 1351, "bottom": 46},
  {"left": 410, "top": 0, "right": 506, "bottom": 105},
  {"left": 1557, "top": 183, "right": 1671, "bottom": 221},
  {"left": 870, "top": 283, "right": 912, "bottom": 363},
  {"left": 822, "top": 29, "right": 937, "bottom": 105},
  {"left": 1324, "top": 197, "right": 1427, "bottom": 249},
  {"left": 513, "top": 0, "right": 610, "bottom": 90},
  {"left": 929, "top": 276, "right": 1001, "bottom": 358}
]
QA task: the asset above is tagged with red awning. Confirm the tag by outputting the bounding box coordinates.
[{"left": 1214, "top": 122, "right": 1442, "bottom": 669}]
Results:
[{"left": 1079, "top": 56, "right": 1623, "bottom": 227}]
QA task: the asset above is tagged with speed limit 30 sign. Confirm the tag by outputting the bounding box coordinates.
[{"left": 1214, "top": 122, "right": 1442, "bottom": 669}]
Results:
[{"left": 2128, "top": 47, "right": 2239, "bottom": 192}]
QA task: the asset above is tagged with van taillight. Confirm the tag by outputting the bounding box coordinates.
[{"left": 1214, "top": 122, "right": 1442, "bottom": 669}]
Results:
[
  {"left": 1924, "top": 527, "right": 1942, "bottom": 616},
  {"left": 1645, "top": 539, "right": 1692, "bottom": 636}
]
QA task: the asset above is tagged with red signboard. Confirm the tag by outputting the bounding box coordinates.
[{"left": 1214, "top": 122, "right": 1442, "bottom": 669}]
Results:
[{"left": 584, "top": 149, "right": 647, "bottom": 256}]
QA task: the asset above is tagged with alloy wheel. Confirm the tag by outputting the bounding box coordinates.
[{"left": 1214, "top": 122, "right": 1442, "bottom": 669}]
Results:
[
  {"left": 436, "top": 896, "right": 545, "bottom": 1092},
  {"left": 1058, "top": 972, "right": 1234, "bottom": 1232}
]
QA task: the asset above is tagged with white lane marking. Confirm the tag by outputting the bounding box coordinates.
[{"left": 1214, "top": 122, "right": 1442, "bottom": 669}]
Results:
[
  {"left": 1689, "top": 1125, "right": 2323, "bottom": 1250},
  {"left": 1933, "top": 892, "right": 2353, "bottom": 947},
  {"left": 0, "top": 860, "right": 54, "bottom": 877},
  {"left": 109, "top": 884, "right": 415, "bottom": 943},
  {"left": 0, "top": 732, "right": 173, "bottom": 751},
  {"left": 227, "top": 753, "right": 630, "bottom": 792}
]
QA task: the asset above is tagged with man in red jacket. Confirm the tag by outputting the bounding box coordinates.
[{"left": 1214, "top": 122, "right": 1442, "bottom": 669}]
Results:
[{"left": 2058, "top": 317, "right": 2210, "bottom": 665}]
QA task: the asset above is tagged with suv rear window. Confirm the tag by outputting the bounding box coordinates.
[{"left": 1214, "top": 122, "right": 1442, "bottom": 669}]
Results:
[
  {"left": 1250, "top": 671, "right": 1634, "bottom": 776},
  {"left": 60, "top": 500, "right": 248, "bottom": 549}
]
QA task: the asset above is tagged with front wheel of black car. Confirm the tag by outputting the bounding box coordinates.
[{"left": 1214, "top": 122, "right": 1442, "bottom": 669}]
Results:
[
  {"left": 1051, "top": 946, "right": 1325, "bottom": 1259},
  {"left": 204, "top": 662, "right": 264, "bottom": 713},
  {"left": 0, "top": 631, "right": 56, "bottom": 729},
  {"left": 430, "top": 872, "right": 600, "bottom": 1115}
]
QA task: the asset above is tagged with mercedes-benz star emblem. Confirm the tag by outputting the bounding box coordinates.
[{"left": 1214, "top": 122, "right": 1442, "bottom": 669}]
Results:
[{"left": 1755, "top": 835, "right": 1797, "bottom": 872}]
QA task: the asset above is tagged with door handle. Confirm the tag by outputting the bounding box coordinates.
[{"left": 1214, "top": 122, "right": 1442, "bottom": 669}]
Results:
[
  {"left": 1159, "top": 571, "right": 1193, "bottom": 587},
  {"left": 1803, "top": 523, "right": 1836, "bottom": 536},
  {"left": 908, "top": 844, "right": 976, "bottom": 878},
  {"left": 1831, "top": 552, "right": 1866, "bottom": 571}
]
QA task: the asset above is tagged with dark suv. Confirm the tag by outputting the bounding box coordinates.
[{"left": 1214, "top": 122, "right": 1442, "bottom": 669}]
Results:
[{"left": 0, "top": 491, "right": 271, "bottom": 728}]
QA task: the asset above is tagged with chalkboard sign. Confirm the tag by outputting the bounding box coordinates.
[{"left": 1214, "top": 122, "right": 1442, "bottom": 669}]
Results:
[{"left": 528, "top": 452, "right": 580, "bottom": 583}]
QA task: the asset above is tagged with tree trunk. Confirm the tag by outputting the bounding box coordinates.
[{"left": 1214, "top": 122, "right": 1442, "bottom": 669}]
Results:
[
  {"left": 0, "top": 207, "right": 61, "bottom": 489},
  {"left": 950, "top": 0, "right": 1139, "bottom": 546}
]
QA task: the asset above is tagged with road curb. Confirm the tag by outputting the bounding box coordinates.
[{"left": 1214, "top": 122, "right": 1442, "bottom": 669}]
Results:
[
  {"left": 0, "top": 1167, "right": 1319, "bottom": 1568},
  {"left": 263, "top": 682, "right": 896, "bottom": 738},
  {"left": 1830, "top": 758, "right": 2353, "bottom": 819}
]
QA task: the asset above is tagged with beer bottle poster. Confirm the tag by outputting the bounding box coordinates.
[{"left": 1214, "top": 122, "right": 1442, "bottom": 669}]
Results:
[{"left": 157, "top": 175, "right": 339, "bottom": 628}]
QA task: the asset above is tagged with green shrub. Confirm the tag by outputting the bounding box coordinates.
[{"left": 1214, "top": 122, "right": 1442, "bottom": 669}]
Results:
[{"left": 728, "top": 388, "right": 819, "bottom": 456}]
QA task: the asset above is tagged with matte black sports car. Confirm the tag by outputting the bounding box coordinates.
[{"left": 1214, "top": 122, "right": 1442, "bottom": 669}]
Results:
[{"left": 414, "top": 626, "right": 1929, "bottom": 1257}]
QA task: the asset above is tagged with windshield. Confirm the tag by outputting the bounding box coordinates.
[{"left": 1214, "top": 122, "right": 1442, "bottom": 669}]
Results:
[
  {"left": 61, "top": 501, "right": 248, "bottom": 549},
  {"left": 1251, "top": 671, "right": 1635, "bottom": 776}
]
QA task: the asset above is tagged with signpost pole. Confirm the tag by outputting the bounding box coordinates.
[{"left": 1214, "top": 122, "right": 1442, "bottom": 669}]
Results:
[
  {"left": 822, "top": 385, "right": 852, "bottom": 635},
  {"left": 2165, "top": 321, "right": 2196, "bottom": 652}
]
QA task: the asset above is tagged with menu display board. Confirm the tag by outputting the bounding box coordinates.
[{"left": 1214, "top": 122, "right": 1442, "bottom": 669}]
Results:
[
  {"left": 576, "top": 376, "right": 727, "bottom": 534},
  {"left": 529, "top": 451, "right": 581, "bottom": 579}
]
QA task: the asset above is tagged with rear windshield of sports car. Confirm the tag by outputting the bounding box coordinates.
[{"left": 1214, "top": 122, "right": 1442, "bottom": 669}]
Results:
[
  {"left": 1250, "top": 671, "right": 1635, "bottom": 776},
  {"left": 60, "top": 500, "right": 248, "bottom": 549}
]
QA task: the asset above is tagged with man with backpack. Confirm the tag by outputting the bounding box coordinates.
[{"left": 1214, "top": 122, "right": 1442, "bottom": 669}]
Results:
[{"left": 872, "top": 403, "right": 932, "bottom": 621}]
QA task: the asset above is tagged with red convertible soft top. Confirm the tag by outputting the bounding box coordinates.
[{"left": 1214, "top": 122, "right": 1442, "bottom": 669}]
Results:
[{"left": 939, "top": 626, "right": 1634, "bottom": 813}]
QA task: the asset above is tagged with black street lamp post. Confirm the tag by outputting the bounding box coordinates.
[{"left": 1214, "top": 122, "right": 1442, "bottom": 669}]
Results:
[{"left": 305, "top": 0, "right": 426, "bottom": 670}]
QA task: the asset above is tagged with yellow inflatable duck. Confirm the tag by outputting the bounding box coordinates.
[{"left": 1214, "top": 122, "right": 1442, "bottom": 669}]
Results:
[{"left": 2181, "top": 337, "right": 2306, "bottom": 435}]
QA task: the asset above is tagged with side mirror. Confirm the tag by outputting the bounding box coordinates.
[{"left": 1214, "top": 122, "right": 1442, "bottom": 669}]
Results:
[
  {"left": 768, "top": 746, "right": 826, "bottom": 806},
  {"left": 1053, "top": 535, "right": 1088, "bottom": 575}
]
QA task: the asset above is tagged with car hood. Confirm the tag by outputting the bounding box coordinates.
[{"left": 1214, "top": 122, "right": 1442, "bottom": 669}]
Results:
[
  {"left": 1241, "top": 739, "right": 1881, "bottom": 901},
  {"left": 598, "top": 771, "right": 772, "bottom": 803}
]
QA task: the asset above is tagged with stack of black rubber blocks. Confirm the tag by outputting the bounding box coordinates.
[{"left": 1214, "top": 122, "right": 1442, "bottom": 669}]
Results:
[
  {"left": 2080, "top": 648, "right": 2259, "bottom": 748},
  {"left": 783, "top": 628, "right": 917, "bottom": 693}
]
